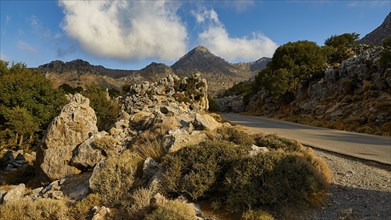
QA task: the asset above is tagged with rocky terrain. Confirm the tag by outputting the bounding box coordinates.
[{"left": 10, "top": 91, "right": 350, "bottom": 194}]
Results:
[
  {"left": 38, "top": 46, "right": 270, "bottom": 97},
  {"left": 0, "top": 72, "right": 335, "bottom": 219},
  {"left": 360, "top": 12, "right": 391, "bottom": 46},
  {"left": 218, "top": 45, "right": 391, "bottom": 135}
]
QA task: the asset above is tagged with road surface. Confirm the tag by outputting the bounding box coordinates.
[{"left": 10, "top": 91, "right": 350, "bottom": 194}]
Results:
[{"left": 221, "top": 113, "right": 391, "bottom": 165}]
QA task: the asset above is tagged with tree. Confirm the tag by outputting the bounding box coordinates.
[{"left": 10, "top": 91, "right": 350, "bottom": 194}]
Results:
[
  {"left": 324, "top": 33, "right": 360, "bottom": 65},
  {"left": 268, "top": 40, "right": 327, "bottom": 80},
  {"left": 254, "top": 41, "right": 326, "bottom": 97},
  {"left": 0, "top": 61, "right": 66, "bottom": 150},
  {"left": 380, "top": 37, "right": 391, "bottom": 68}
]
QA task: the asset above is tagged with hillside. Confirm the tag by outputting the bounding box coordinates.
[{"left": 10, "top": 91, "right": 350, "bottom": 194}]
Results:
[{"left": 360, "top": 12, "right": 391, "bottom": 45}]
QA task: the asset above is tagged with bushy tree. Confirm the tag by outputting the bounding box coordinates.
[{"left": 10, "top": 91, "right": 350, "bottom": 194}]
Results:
[
  {"left": 0, "top": 61, "right": 66, "bottom": 149},
  {"left": 324, "top": 33, "right": 359, "bottom": 65},
  {"left": 380, "top": 37, "right": 391, "bottom": 68},
  {"left": 254, "top": 41, "right": 326, "bottom": 97},
  {"left": 82, "top": 85, "right": 120, "bottom": 131}
]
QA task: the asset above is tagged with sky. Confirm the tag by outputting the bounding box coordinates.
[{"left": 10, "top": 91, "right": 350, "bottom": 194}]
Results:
[{"left": 0, "top": 0, "right": 390, "bottom": 70}]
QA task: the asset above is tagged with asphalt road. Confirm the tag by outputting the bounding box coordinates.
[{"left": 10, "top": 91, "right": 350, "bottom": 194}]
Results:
[{"left": 221, "top": 113, "right": 391, "bottom": 165}]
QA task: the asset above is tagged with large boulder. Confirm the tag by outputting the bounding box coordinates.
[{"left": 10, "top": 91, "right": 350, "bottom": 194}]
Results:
[
  {"left": 38, "top": 94, "right": 98, "bottom": 180},
  {"left": 2, "top": 183, "right": 25, "bottom": 204}
]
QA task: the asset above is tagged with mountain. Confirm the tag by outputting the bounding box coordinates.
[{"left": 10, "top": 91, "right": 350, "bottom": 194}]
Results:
[
  {"left": 171, "top": 46, "right": 270, "bottom": 96},
  {"left": 232, "top": 57, "right": 271, "bottom": 73},
  {"left": 360, "top": 12, "right": 391, "bottom": 45},
  {"left": 171, "top": 46, "right": 239, "bottom": 77},
  {"left": 38, "top": 46, "right": 270, "bottom": 96},
  {"left": 38, "top": 59, "right": 135, "bottom": 79}
]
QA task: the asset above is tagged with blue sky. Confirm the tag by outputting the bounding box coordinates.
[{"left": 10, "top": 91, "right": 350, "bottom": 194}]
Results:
[{"left": 0, "top": 0, "right": 390, "bottom": 70}]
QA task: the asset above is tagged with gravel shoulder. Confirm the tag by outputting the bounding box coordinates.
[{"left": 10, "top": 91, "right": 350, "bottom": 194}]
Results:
[{"left": 310, "top": 148, "right": 391, "bottom": 220}]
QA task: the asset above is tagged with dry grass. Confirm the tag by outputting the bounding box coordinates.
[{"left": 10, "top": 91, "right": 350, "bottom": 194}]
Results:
[
  {"left": 241, "top": 209, "right": 274, "bottom": 220},
  {"left": 69, "top": 194, "right": 101, "bottom": 220},
  {"left": 0, "top": 198, "right": 69, "bottom": 220},
  {"left": 132, "top": 130, "right": 167, "bottom": 162},
  {"left": 144, "top": 198, "right": 197, "bottom": 220},
  {"left": 94, "top": 136, "right": 116, "bottom": 152}
]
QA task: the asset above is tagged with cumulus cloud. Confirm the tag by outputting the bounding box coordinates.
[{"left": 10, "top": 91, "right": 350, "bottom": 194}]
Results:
[
  {"left": 17, "top": 40, "right": 38, "bottom": 53},
  {"left": 59, "top": 0, "right": 187, "bottom": 61},
  {"left": 193, "top": 8, "right": 277, "bottom": 61}
]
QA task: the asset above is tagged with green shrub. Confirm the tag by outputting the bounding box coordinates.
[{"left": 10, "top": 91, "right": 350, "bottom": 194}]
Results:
[
  {"left": 89, "top": 150, "right": 143, "bottom": 207},
  {"left": 214, "top": 126, "right": 255, "bottom": 146},
  {"left": 324, "top": 33, "right": 359, "bottom": 65},
  {"left": 144, "top": 199, "right": 196, "bottom": 220},
  {"left": 241, "top": 209, "right": 274, "bottom": 220},
  {"left": 254, "top": 134, "right": 303, "bottom": 152},
  {"left": 380, "top": 37, "right": 391, "bottom": 68},
  {"left": 161, "top": 140, "right": 247, "bottom": 200},
  {"left": 70, "top": 194, "right": 101, "bottom": 220},
  {"left": 223, "top": 151, "right": 331, "bottom": 212},
  {"left": 0, "top": 198, "right": 69, "bottom": 220}
]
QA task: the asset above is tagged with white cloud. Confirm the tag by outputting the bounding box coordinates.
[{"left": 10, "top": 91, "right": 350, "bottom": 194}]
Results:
[
  {"left": 347, "top": 1, "right": 389, "bottom": 8},
  {"left": 193, "top": 9, "right": 278, "bottom": 61},
  {"left": 227, "top": 0, "right": 255, "bottom": 12},
  {"left": 17, "top": 40, "right": 38, "bottom": 53},
  {"left": 59, "top": 0, "right": 187, "bottom": 61}
]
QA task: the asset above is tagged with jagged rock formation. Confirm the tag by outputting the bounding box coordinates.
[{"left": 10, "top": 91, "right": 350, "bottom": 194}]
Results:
[
  {"left": 233, "top": 57, "right": 271, "bottom": 73},
  {"left": 37, "top": 94, "right": 98, "bottom": 180},
  {"left": 360, "top": 12, "right": 391, "bottom": 45}
]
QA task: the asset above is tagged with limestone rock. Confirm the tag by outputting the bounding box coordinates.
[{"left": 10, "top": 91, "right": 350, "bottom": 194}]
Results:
[
  {"left": 2, "top": 183, "right": 25, "bottom": 204},
  {"left": 194, "top": 113, "right": 222, "bottom": 131},
  {"left": 92, "top": 206, "right": 111, "bottom": 220},
  {"left": 249, "top": 144, "right": 269, "bottom": 156},
  {"left": 70, "top": 131, "right": 108, "bottom": 169},
  {"left": 142, "top": 157, "right": 160, "bottom": 182},
  {"left": 165, "top": 129, "right": 208, "bottom": 152},
  {"left": 38, "top": 93, "right": 98, "bottom": 180}
]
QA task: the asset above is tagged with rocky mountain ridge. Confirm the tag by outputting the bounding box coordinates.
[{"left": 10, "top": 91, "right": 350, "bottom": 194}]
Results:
[
  {"left": 37, "top": 46, "right": 270, "bottom": 96},
  {"left": 360, "top": 12, "right": 391, "bottom": 45}
]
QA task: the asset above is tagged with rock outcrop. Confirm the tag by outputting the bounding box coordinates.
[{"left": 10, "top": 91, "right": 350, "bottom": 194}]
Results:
[{"left": 38, "top": 94, "right": 98, "bottom": 180}]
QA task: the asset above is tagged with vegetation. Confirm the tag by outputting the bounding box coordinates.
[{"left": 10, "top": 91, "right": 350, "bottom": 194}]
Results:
[
  {"left": 162, "top": 140, "right": 248, "bottom": 200},
  {"left": 90, "top": 150, "right": 143, "bottom": 207},
  {"left": 144, "top": 198, "right": 197, "bottom": 220},
  {"left": 0, "top": 198, "right": 69, "bottom": 220},
  {"left": 0, "top": 61, "right": 66, "bottom": 150},
  {"left": 161, "top": 130, "right": 332, "bottom": 217},
  {"left": 254, "top": 41, "right": 327, "bottom": 97},
  {"left": 324, "top": 33, "right": 360, "bottom": 65},
  {"left": 241, "top": 209, "right": 274, "bottom": 220},
  {"left": 70, "top": 194, "right": 101, "bottom": 220},
  {"left": 380, "top": 37, "right": 391, "bottom": 68}
]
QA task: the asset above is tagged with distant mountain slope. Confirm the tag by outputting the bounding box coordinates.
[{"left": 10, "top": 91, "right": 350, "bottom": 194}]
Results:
[
  {"left": 38, "top": 59, "right": 135, "bottom": 79},
  {"left": 233, "top": 57, "right": 271, "bottom": 73},
  {"left": 360, "top": 12, "right": 391, "bottom": 45},
  {"left": 38, "top": 46, "right": 270, "bottom": 96},
  {"left": 171, "top": 46, "right": 239, "bottom": 77}
]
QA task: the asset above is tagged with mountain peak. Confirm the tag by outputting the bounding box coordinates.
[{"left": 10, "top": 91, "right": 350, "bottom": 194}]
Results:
[
  {"left": 193, "top": 45, "right": 210, "bottom": 53},
  {"left": 360, "top": 12, "right": 391, "bottom": 45}
]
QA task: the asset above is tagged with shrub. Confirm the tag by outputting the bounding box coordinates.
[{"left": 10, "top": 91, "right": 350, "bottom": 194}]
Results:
[
  {"left": 89, "top": 150, "right": 143, "bottom": 207},
  {"left": 161, "top": 140, "right": 247, "bottom": 200},
  {"left": 144, "top": 198, "right": 196, "bottom": 220},
  {"left": 0, "top": 198, "right": 69, "bottom": 220},
  {"left": 223, "top": 151, "right": 331, "bottom": 212},
  {"left": 214, "top": 126, "right": 255, "bottom": 146},
  {"left": 70, "top": 194, "right": 101, "bottom": 220},
  {"left": 128, "top": 188, "right": 156, "bottom": 217},
  {"left": 380, "top": 37, "right": 391, "bottom": 68},
  {"left": 254, "top": 134, "right": 303, "bottom": 152},
  {"left": 132, "top": 130, "right": 168, "bottom": 162},
  {"left": 324, "top": 33, "right": 359, "bottom": 65},
  {"left": 242, "top": 209, "right": 274, "bottom": 220},
  {"left": 94, "top": 136, "right": 116, "bottom": 152}
]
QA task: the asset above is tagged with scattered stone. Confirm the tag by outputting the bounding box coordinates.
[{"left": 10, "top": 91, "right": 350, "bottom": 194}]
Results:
[
  {"left": 91, "top": 206, "right": 111, "bottom": 220},
  {"left": 248, "top": 144, "right": 269, "bottom": 156},
  {"left": 2, "top": 183, "right": 25, "bottom": 204}
]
